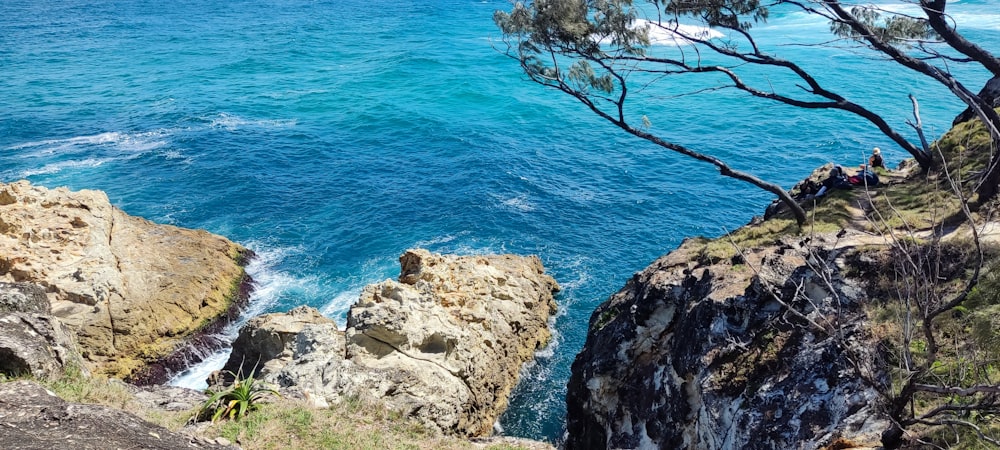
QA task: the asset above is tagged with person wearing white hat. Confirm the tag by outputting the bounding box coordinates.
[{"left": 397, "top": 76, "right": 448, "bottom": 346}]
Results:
[{"left": 869, "top": 147, "right": 885, "bottom": 169}]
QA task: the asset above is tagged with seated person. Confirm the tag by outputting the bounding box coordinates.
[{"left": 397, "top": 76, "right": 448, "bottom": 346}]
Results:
[
  {"left": 869, "top": 147, "right": 885, "bottom": 169},
  {"left": 848, "top": 165, "right": 880, "bottom": 187},
  {"left": 816, "top": 165, "right": 851, "bottom": 197}
]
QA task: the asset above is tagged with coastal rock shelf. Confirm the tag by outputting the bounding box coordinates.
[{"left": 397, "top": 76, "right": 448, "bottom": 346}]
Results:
[
  {"left": 222, "top": 248, "right": 560, "bottom": 437},
  {"left": 0, "top": 181, "right": 250, "bottom": 379}
]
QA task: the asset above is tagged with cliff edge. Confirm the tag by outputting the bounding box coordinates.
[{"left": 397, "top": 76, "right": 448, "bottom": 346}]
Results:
[
  {"left": 0, "top": 181, "right": 250, "bottom": 379},
  {"left": 565, "top": 115, "right": 1000, "bottom": 448}
]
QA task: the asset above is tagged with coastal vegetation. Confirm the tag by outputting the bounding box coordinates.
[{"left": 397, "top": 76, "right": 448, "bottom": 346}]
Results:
[
  {"left": 495, "top": 5, "right": 1000, "bottom": 441},
  {"left": 708, "top": 100, "right": 1000, "bottom": 447},
  {"left": 18, "top": 367, "right": 534, "bottom": 450},
  {"left": 197, "top": 369, "right": 279, "bottom": 423},
  {"left": 494, "top": 0, "right": 1000, "bottom": 225}
]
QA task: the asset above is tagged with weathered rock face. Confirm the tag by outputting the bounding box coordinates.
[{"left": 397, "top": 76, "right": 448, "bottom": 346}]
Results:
[
  {"left": 224, "top": 249, "right": 559, "bottom": 437},
  {"left": 0, "top": 282, "right": 50, "bottom": 314},
  {"left": 0, "top": 380, "right": 234, "bottom": 450},
  {"left": 0, "top": 181, "right": 249, "bottom": 379},
  {"left": 222, "top": 305, "right": 337, "bottom": 378},
  {"left": 565, "top": 232, "right": 889, "bottom": 449},
  {"left": 0, "top": 313, "right": 88, "bottom": 379}
]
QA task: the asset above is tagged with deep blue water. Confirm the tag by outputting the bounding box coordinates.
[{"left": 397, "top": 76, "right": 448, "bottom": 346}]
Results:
[{"left": 2, "top": 0, "right": 998, "bottom": 442}]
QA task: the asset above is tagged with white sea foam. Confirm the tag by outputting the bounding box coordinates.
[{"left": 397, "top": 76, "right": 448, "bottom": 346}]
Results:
[
  {"left": 167, "top": 351, "right": 231, "bottom": 391},
  {"left": 317, "top": 252, "right": 411, "bottom": 323},
  {"left": 856, "top": 1, "right": 1000, "bottom": 30},
  {"left": 319, "top": 288, "right": 362, "bottom": 327},
  {"left": 8, "top": 132, "right": 126, "bottom": 152},
  {"left": 412, "top": 233, "right": 460, "bottom": 248},
  {"left": 503, "top": 194, "right": 536, "bottom": 212},
  {"left": 208, "top": 113, "right": 297, "bottom": 130},
  {"left": 768, "top": 1, "right": 1000, "bottom": 33},
  {"left": 533, "top": 310, "right": 563, "bottom": 359},
  {"left": 491, "top": 192, "right": 536, "bottom": 212},
  {"left": 169, "top": 242, "right": 311, "bottom": 389},
  {"left": 6, "top": 130, "right": 172, "bottom": 178},
  {"left": 412, "top": 233, "right": 497, "bottom": 256},
  {"left": 632, "top": 19, "right": 724, "bottom": 46},
  {"left": 19, "top": 158, "right": 112, "bottom": 177}
]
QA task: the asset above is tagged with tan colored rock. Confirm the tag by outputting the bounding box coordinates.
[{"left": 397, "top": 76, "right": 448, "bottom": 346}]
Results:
[
  {"left": 0, "top": 181, "right": 248, "bottom": 378},
  {"left": 222, "top": 305, "right": 337, "bottom": 378},
  {"left": 226, "top": 248, "right": 559, "bottom": 437}
]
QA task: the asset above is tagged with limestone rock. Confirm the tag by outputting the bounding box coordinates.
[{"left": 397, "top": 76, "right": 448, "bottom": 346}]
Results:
[
  {"left": 0, "top": 181, "right": 249, "bottom": 379},
  {"left": 221, "top": 305, "right": 337, "bottom": 378},
  {"left": 564, "top": 233, "right": 889, "bottom": 449},
  {"left": 0, "top": 313, "right": 88, "bottom": 379},
  {"left": 225, "top": 248, "right": 559, "bottom": 437},
  {"left": 0, "top": 282, "right": 50, "bottom": 314},
  {"left": 0, "top": 380, "right": 235, "bottom": 450}
]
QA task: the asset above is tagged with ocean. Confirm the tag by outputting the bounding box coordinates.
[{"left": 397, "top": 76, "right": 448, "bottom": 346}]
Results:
[{"left": 2, "top": 0, "right": 998, "bottom": 442}]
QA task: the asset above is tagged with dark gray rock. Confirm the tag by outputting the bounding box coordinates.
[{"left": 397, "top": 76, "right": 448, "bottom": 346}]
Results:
[
  {"left": 109, "top": 379, "right": 212, "bottom": 412},
  {"left": 0, "top": 380, "right": 235, "bottom": 450},
  {"left": 0, "top": 313, "right": 87, "bottom": 379},
  {"left": 954, "top": 76, "right": 1000, "bottom": 125},
  {"left": 565, "top": 234, "right": 888, "bottom": 449},
  {"left": 0, "top": 282, "right": 50, "bottom": 314}
]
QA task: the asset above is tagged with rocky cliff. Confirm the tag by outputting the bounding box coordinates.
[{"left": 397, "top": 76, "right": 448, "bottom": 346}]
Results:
[
  {"left": 564, "top": 229, "right": 890, "bottom": 449},
  {"left": 0, "top": 181, "right": 250, "bottom": 380},
  {"left": 564, "top": 113, "right": 1000, "bottom": 449},
  {"left": 222, "top": 248, "right": 560, "bottom": 438}
]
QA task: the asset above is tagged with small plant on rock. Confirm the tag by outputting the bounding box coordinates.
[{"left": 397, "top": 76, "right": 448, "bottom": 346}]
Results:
[{"left": 197, "top": 369, "right": 279, "bottom": 423}]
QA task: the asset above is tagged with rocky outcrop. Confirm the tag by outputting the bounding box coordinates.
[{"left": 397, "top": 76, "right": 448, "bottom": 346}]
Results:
[
  {"left": 0, "top": 381, "right": 235, "bottom": 450},
  {"left": 953, "top": 76, "right": 1000, "bottom": 125},
  {"left": 222, "top": 305, "right": 336, "bottom": 378},
  {"left": 564, "top": 232, "right": 889, "bottom": 449},
  {"left": 0, "top": 181, "right": 250, "bottom": 379},
  {"left": 223, "top": 249, "right": 559, "bottom": 437},
  {"left": 0, "top": 313, "right": 88, "bottom": 379},
  {"left": 0, "top": 280, "right": 86, "bottom": 379}
]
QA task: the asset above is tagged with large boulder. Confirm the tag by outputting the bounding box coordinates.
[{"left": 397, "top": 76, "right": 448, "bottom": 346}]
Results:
[
  {"left": 0, "top": 313, "right": 88, "bottom": 379},
  {"left": 223, "top": 249, "right": 559, "bottom": 437},
  {"left": 222, "top": 305, "right": 337, "bottom": 378},
  {"left": 0, "top": 181, "right": 250, "bottom": 379},
  {"left": 564, "top": 232, "right": 889, "bottom": 449},
  {"left": 0, "top": 381, "right": 234, "bottom": 450}
]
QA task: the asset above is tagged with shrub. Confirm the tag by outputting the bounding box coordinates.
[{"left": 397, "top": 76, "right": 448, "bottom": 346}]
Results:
[{"left": 197, "top": 369, "right": 279, "bottom": 422}]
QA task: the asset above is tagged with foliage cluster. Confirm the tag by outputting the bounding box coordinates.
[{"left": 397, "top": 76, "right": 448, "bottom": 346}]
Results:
[{"left": 197, "top": 370, "right": 280, "bottom": 423}]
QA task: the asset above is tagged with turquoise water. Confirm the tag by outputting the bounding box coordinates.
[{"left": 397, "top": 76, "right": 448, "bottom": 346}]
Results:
[{"left": 2, "top": 0, "right": 998, "bottom": 441}]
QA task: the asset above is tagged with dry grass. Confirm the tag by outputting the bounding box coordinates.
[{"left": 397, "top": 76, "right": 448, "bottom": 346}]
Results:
[
  {"left": 207, "top": 393, "right": 542, "bottom": 450},
  {"left": 17, "top": 369, "right": 539, "bottom": 450}
]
